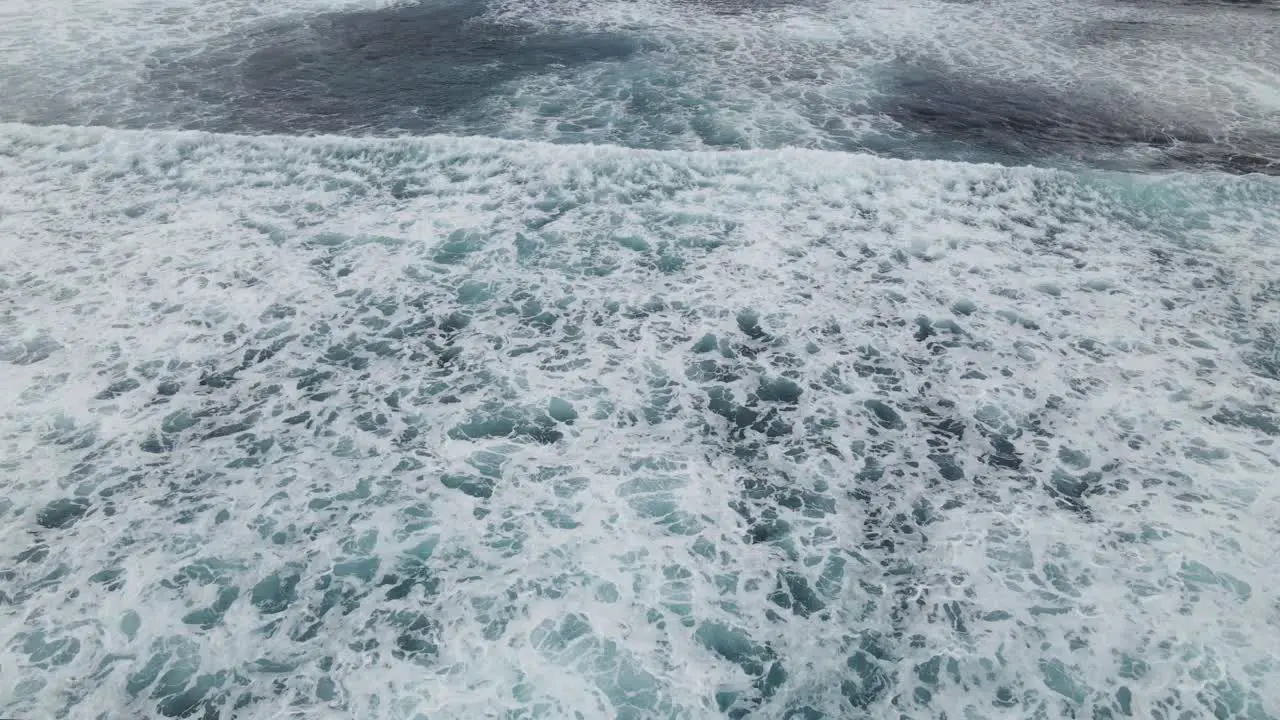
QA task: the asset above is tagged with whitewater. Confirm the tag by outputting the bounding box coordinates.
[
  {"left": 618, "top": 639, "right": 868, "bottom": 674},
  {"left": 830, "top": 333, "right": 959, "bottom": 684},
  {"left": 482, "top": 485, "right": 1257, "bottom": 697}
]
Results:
[{"left": 1, "top": 0, "right": 1278, "bottom": 719}]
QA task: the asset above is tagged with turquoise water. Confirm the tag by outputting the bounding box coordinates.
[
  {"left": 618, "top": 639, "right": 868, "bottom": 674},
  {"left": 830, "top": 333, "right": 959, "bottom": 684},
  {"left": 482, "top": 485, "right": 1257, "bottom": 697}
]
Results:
[{"left": 0, "top": 0, "right": 1278, "bottom": 718}]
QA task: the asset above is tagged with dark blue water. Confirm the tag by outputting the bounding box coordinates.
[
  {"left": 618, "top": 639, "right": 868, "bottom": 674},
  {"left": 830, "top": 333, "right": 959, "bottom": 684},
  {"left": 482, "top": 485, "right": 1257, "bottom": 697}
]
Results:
[{"left": 7, "top": 0, "right": 1266, "bottom": 173}]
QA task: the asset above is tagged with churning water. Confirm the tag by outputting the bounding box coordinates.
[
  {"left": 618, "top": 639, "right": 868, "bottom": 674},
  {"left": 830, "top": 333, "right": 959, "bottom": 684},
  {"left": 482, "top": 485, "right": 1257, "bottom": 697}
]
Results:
[{"left": 1, "top": 0, "right": 1278, "bottom": 718}]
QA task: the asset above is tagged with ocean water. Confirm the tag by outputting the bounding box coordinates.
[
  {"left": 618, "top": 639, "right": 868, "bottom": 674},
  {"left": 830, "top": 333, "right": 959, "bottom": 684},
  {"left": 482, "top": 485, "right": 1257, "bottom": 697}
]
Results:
[{"left": 1, "top": 0, "right": 1279, "bottom": 719}]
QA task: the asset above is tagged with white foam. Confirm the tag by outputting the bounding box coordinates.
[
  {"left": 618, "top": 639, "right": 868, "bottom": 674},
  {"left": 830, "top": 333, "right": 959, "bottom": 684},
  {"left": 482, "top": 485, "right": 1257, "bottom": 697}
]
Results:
[{"left": 1, "top": 124, "right": 1278, "bottom": 718}]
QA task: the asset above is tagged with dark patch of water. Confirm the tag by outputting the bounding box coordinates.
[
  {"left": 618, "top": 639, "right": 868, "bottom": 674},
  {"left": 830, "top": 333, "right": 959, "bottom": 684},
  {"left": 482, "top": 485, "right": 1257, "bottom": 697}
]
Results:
[
  {"left": 879, "top": 65, "right": 1280, "bottom": 175},
  {"left": 143, "top": 1, "right": 641, "bottom": 135}
]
